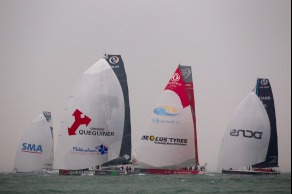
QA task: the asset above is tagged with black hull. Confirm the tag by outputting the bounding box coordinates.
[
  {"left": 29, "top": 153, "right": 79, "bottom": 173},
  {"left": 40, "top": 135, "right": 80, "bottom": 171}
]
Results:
[{"left": 222, "top": 169, "right": 280, "bottom": 175}]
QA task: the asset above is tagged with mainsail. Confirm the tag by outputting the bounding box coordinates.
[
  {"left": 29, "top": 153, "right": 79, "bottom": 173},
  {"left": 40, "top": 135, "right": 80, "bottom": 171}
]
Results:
[
  {"left": 14, "top": 112, "right": 54, "bottom": 172},
  {"left": 253, "top": 78, "right": 278, "bottom": 168},
  {"left": 217, "top": 93, "right": 271, "bottom": 170},
  {"left": 134, "top": 66, "right": 198, "bottom": 169},
  {"left": 179, "top": 65, "right": 199, "bottom": 165},
  {"left": 54, "top": 55, "right": 131, "bottom": 170}
]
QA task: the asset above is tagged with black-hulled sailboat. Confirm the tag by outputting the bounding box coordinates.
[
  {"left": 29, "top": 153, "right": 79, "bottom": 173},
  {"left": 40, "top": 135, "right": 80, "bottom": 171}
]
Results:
[
  {"left": 218, "top": 78, "right": 279, "bottom": 175},
  {"left": 54, "top": 54, "right": 132, "bottom": 175}
]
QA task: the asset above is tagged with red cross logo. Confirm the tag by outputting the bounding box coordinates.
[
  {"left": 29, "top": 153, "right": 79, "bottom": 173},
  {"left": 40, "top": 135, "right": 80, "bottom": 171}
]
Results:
[{"left": 67, "top": 109, "right": 91, "bottom": 136}]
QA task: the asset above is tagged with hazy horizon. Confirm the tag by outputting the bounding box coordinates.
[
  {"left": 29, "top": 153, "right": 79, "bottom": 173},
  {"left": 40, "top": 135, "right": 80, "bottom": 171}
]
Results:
[{"left": 0, "top": 0, "right": 291, "bottom": 172}]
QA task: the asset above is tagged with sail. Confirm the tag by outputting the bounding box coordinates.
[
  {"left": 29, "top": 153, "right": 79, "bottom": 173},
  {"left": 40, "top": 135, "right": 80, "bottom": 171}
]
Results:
[
  {"left": 42, "top": 111, "right": 54, "bottom": 169},
  {"left": 54, "top": 55, "right": 131, "bottom": 170},
  {"left": 217, "top": 93, "right": 271, "bottom": 170},
  {"left": 14, "top": 112, "right": 54, "bottom": 172},
  {"left": 253, "top": 78, "right": 278, "bottom": 168},
  {"left": 105, "top": 55, "right": 132, "bottom": 161},
  {"left": 134, "top": 66, "right": 196, "bottom": 169},
  {"left": 179, "top": 65, "right": 199, "bottom": 165}
]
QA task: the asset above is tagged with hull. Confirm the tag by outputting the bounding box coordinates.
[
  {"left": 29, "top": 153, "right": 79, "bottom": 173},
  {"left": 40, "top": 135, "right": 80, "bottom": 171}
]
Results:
[
  {"left": 222, "top": 169, "right": 280, "bottom": 175},
  {"left": 59, "top": 169, "right": 91, "bottom": 176},
  {"left": 138, "top": 169, "right": 206, "bottom": 175},
  {"left": 59, "top": 168, "right": 206, "bottom": 176},
  {"left": 59, "top": 169, "right": 132, "bottom": 176}
]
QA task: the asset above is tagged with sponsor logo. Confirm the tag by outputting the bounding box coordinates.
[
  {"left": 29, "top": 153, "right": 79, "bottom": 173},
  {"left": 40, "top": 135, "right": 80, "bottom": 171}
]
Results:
[
  {"left": 152, "top": 118, "right": 180, "bottom": 124},
  {"left": 68, "top": 109, "right": 91, "bottom": 136},
  {"left": 98, "top": 145, "right": 108, "bottom": 155},
  {"left": 268, "top": 156, "right": 278, "bottom": 164},
  {"left": 141, "top": 135, "right": 188, "bottom": 146},
  {"left": 153, "top": 105, "right": 180, "bottom": 117},
  {"left": 180, "top": 67, "right": 191, "bottom": 80},
  {"left": 43, "top": 111, "right": 51, "bottom": 119},
  {"left": 123, "top": 154, "right": 130, "bottom": 160},
  {"left": 22, "top": 143, "right": 43, "bottom": 154},
  {"left": 167, "top": 71, "right": 183, "bottom": 88},
  {"left": 67, "top": 110, "right": 115, "bottom": 137},
  {"left": 109, "top": 56, "right": 120, "bottom": 65},
  {"left": 71, "top": 144, "right": 108, "bottom": 155},
  {"left": 78, "top": 127, "right": 115, "bottom": 136},
  {"left": 230, "top": 129, "right": 263, "bottom": 139},
  {"left": 259, "top": 96, "right": 272, "bottom": 101},
  {"left": 61, "top": 170, "right": 95, "bottom": 176},
  {"left": 171, "top": 73, "right": 181, "bottom": 82},
  {"left": 260, "top": 79, "right": 269, "bottom": 86}
]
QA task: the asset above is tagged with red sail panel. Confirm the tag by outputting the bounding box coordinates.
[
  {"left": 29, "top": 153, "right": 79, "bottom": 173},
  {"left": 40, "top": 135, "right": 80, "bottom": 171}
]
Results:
[
  {"left": 164, "top": 68, "right": 190, "bottom": 108},
  {"left": 179, "top": 65, "right": 199, "bottom": 166}
]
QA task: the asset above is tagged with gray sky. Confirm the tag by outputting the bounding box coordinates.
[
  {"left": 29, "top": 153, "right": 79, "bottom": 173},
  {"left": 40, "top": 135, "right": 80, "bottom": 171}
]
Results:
[{"left": 0, "top": 0, "right": 291, "bottom": 172}]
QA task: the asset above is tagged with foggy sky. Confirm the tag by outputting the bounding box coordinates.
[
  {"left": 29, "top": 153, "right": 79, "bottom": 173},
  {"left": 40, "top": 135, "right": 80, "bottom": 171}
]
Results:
[{"left": 0, "top": 0, "right": 291, "bottom": 172}]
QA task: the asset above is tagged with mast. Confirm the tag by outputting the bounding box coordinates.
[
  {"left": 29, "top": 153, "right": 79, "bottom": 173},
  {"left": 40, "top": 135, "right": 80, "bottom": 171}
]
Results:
[
  {"left": 254, "top": 78, "right": 278, "bottom": 168},
  {"left": 179, "top": 65, "right": 199, "bottom": 165}
]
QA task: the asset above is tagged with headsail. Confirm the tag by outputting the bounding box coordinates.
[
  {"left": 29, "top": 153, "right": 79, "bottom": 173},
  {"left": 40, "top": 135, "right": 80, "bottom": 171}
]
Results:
[
  {"left": 217, "top": 93, "right": 271, "bottom": 170},
  {"left": 14, "top": 112, "right": 54, "bottom": 172},
  {"left": 54, "top": 55, "right": 131, "bottom": 170},
  {"left": 253, "top": 78, "right": 278, "bottom": 168},
  {"left": 134, "top": 66, "right": 197, "bottom": 169}
]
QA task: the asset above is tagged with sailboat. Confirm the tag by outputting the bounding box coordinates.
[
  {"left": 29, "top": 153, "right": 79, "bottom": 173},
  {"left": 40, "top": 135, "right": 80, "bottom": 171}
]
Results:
[
  {"left": 54, "top": 54, "right": 132, "bottom": 175},
  {"left": 133, "top": 65, "right": 207, "bottom": 175},
  {"left": 14, "top": 111, "right": 54, "bottom": 173},
  {"left": 218, "top": 78, "right": 280, "bottom": 175}
]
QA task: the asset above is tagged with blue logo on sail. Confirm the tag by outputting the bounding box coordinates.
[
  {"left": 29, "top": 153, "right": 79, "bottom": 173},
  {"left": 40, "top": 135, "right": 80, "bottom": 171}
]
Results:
[
  {"left": 22, "top": 143, "right": 43, "bottom": 154},
  {"left": 154, "top": 105, "right": 180, "bottom": 117},
  {"left": 72, "top": 145, "right": 108, "bottom": 155},
  {"left": 97, "top": 145, "right": 108, "bottom": 155}
]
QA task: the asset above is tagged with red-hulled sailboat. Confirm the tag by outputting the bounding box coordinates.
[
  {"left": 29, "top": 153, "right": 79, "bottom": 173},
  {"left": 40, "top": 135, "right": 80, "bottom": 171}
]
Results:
[{"left": 133, "top": 65, "right": 206, "bottom": 175}]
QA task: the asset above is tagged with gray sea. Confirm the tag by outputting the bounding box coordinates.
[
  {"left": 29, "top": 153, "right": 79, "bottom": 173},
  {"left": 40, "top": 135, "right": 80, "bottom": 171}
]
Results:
[{"left": 0, "top": 172, "right": 291, "bottom": 194}]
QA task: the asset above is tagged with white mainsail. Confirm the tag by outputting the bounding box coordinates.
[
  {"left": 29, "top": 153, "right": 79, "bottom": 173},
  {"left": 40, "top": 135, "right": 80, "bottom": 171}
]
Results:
[
  {"left": 217, "top": 92, "right": 271, "bottom": 170},
  {"left": 134, "top": 67, "right": 196, "bottom": 169},
  {"left": 54, "top": 57, "right": 126, "bottom": 170},
  {"left": 14, "top": 112, "right": 54, "bottom": 172}
]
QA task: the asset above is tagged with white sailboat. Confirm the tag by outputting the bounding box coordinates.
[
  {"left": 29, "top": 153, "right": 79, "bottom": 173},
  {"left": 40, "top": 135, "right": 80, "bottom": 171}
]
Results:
[
  {"left": 14, "top": 111, "right": 54, "bottom": 173},
  {"left": 133, "top": 65, "right": 206, "bottom": 175},
  {"left": 54, "top": 54, "right": 131, "bottom": 175},
  {"left": 218, "top": 79, "right": 280, "bottom": 175}
]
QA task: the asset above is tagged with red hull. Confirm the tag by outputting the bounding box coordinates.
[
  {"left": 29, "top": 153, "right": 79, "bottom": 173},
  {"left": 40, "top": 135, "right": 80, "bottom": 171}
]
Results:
[{"left": 148, "top": 169, "right": 202, "bottom": 175}]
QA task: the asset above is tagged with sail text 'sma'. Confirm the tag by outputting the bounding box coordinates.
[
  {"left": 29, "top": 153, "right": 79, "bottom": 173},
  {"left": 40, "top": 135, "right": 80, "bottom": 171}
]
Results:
[{"left": 14, "top": 112, "right": 54, "bottom": 173}]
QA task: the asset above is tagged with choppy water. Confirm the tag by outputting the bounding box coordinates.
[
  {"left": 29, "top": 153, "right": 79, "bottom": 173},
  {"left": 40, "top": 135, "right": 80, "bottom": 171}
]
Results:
[{"left": 0, "top": 172, "right": 291, "bottom": 194}]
